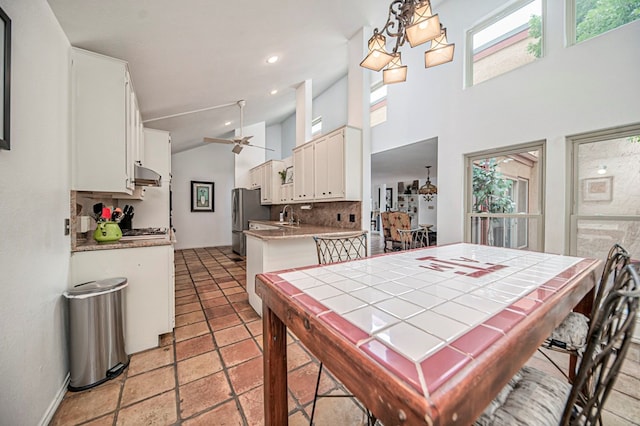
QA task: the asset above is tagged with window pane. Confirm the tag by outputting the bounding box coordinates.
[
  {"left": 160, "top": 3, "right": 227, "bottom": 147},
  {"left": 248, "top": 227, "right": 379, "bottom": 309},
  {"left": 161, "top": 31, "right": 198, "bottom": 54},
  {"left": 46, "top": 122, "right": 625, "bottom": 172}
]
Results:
[
  {"left": 470, "top": 216, "right": 541, "bottom": 251},
  {"left": 470, "top": 0, "right": 542, "bottom": 85},
  {"left": 576, "top": 219, "right": 640, "bottom": 259},
  {"left": 472, "top": 151, "right": 540, "bottom": 214},
  {"left": 576, "top": 135, "right": 640, "bottom": 215},
  {"left": 575, "top": 0, "right": 640, "bottom": 43}
]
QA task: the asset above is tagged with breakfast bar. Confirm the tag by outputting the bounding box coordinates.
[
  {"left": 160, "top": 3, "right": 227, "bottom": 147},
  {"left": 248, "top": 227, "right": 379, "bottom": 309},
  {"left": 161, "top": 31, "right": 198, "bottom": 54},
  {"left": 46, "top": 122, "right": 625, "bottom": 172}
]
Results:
[{"left": 255, "top": 243, "right": 599, "bottom": 425}]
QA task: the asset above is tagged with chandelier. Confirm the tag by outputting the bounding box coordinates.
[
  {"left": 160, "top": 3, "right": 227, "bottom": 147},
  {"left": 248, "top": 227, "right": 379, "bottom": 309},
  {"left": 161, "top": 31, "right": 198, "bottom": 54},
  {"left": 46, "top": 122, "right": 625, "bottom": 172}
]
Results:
[
  {"left": 419, "top": 165, "right": 437, "bottom": 201},
  {"left": 360, "top": 0, "right": 455, "bottom": 84}
]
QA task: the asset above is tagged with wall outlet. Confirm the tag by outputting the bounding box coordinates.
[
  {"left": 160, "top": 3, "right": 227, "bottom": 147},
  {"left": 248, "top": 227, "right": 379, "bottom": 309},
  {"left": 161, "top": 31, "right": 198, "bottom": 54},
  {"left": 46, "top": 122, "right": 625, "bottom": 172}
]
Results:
[
  {"left": 349, "top": 214, "right": 355, "bottom": 223},
  {"left": 300, "top": 205, "right": 312, "bottom": 210},
  {"left": 337, "top": 213, "right": 341, "bottom": 221}
]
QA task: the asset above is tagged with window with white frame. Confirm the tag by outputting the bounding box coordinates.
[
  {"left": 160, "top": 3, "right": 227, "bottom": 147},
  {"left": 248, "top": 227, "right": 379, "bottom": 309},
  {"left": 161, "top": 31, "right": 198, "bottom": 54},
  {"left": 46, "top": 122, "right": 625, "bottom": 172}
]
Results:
[
  {"left": 370, "top": 80, "right": 387, "bottom": 127},
  {"left": 311, "top": 116, "right": 322, "bottom": 136},
  {"left": 466, "top": 0, "right": 543, "bottom": 87},
  {"left": 465, "top": 142, "right": 545, "bottom": 251},
  {"left": 568, "top": 0, "right": 640, "bottom": 44}
]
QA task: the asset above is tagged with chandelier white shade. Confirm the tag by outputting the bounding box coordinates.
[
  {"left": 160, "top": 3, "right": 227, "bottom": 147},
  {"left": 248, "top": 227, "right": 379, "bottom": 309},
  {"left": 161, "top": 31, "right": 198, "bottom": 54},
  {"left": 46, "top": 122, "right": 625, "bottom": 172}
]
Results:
[
  {"left": 361, "top": 0, "right": 454, "bottom": 84},
  {"left": 424, "top": 28, "right": 455, "bottom": 68},
  {"left": 383, "top": 53, "right": 408, "bottom": 84}
]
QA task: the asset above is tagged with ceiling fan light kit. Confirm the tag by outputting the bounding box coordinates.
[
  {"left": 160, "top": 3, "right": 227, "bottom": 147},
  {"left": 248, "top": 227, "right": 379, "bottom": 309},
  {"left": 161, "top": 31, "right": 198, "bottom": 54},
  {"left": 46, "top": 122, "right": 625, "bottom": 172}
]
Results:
[{"left": 361, "top": 0, "right": 454, "bottom": 84}]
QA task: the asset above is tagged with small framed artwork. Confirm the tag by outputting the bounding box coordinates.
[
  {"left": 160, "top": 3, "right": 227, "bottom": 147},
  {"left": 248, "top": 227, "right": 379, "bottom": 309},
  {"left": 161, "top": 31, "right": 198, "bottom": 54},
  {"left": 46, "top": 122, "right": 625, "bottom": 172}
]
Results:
[
  {"left": 285, "top": 166, "right": 293, "bottom": 184},
  {"left": 0, "top": 6, "right": 11, "bottom": 151},
  {"left": 191, "top": 180, "right": 215, "bottom": 212},
  {"left": 385, "top": 187, "right": 393, "bottom": 210},
  {"left": 583, "top": 177, "right": 612, "bottom": 202}
]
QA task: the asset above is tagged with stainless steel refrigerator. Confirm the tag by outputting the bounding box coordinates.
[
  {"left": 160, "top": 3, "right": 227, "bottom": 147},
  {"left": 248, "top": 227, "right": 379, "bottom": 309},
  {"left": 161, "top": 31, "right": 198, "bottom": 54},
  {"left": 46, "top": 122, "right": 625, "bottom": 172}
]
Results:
[{"left": 232, "top": 188, "right": 271, "bottom": 256}]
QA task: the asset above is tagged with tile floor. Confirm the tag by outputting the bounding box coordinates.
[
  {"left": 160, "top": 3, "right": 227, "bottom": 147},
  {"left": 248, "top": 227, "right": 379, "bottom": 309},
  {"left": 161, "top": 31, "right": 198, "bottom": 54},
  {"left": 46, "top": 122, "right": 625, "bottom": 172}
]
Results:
[{"left": 51, "top": 239, "right": 640, "bottom": 425}]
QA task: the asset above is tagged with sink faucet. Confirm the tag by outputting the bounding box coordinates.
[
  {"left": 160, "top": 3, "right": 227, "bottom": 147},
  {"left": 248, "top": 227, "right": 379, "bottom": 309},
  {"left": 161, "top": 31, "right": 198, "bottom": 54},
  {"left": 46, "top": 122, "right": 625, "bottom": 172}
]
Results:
[{"left": 281, "top": 205, "right": 292, "bottom": 224}]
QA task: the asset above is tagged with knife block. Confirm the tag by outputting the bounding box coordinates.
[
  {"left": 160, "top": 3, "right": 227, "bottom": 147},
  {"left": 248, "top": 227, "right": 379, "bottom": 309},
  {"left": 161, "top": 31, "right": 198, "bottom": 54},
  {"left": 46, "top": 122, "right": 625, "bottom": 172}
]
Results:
[{"left": 119, "top": 217, "right": 132, "bottom": 230}]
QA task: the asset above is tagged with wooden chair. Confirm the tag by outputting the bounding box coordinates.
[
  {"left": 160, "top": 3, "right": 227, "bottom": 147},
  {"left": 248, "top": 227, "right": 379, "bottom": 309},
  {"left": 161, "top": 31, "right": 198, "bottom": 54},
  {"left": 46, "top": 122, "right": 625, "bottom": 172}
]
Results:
[
  {"left": 539, "top": 244, "right": 630, "bottom": 380},
  {"left": 397, "top": 227, "right": 429, "bottom": 250},
  {"left": 381, "top": 211, "right": 411, "bottom": 252},
  {"left": 475, "top": 264, "right": 640, "bottom": 425},
  {"left": 311, "top": 231, "right": 375, "bottom": 425}
]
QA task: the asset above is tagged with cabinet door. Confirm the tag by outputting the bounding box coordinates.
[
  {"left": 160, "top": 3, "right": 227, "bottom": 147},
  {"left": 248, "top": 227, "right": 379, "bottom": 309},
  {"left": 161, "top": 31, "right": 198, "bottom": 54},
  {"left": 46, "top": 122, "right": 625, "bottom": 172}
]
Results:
[
  {"left": 314, "top": 136, "right": 329, "bottom": 199},
  {"left": 301, "top": 143, "right": 315, "bottom": 200},
  {"left": 249, "top": 166, "right": 262, "bottom": 189},
  {"left": 326, "top": 131, "right": 345, "bottom": 198},
  {"left": 72, "top": 49, "right": 132, "bottom": 193},
  {"left": 293, "top": 147, "right": 305, "bottom": 200},
  {"left": 261, "top": 163, "right": 273, "bottom": 204}
]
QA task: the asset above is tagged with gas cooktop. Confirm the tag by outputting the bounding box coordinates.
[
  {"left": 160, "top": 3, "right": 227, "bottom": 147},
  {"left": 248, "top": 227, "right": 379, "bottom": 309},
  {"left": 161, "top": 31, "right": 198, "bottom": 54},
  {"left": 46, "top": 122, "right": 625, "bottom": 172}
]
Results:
[{"left": 120, "top": 227, "right": 168, "bottom": 240}]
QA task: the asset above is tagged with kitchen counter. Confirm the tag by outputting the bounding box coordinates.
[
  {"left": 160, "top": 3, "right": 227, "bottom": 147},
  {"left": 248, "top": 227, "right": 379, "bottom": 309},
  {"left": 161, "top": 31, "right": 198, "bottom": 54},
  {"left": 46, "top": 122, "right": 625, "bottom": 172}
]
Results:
[
  {"left": 245, "top": 221, "right": 362, "bottom": 240},
  {"left": 73, "top": 236, "right": 172, "bottom": 252},
  {"left": 245, "top": 222, "right": 366, "bottom": 314}
]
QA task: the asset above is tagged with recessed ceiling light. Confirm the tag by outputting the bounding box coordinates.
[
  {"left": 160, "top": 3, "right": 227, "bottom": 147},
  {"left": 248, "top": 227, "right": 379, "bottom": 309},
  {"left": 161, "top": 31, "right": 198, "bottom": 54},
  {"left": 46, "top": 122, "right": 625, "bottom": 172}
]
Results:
[
  {"left": 266, "top": 55, "right": 279, "bottom": 64},
  {"left": 224, "top": 121, "right": 231, "bottom": 126},
  {"left": 270, "top": 89, "right": 278, "bottom": 95}
]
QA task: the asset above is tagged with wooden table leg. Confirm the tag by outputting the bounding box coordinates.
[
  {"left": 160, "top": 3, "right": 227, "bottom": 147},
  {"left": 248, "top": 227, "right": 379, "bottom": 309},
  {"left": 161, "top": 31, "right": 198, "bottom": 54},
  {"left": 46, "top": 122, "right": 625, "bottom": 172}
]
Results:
[{"left": 263, "top": 302, "right": 288, "bottom": 426}]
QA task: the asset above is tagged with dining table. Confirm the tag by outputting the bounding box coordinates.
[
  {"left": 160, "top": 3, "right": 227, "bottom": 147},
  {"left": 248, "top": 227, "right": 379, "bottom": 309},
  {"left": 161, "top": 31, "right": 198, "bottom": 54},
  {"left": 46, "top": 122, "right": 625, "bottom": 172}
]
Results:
[{"left": 255, "top": 243, "right": 600, "bottom": 425}]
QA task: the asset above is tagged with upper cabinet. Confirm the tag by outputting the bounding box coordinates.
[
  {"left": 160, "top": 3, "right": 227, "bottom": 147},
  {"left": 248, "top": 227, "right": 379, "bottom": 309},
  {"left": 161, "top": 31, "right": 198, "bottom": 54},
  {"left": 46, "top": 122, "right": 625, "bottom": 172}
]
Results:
[
  {"left": 71, "top": 48, "right": 142, "bottom": 194},
  {"left": 293, "top": 142, "right": 315, "bottom": 201},
  {"left": 294, "top": 126, "right": 362, "bottom": 202}
]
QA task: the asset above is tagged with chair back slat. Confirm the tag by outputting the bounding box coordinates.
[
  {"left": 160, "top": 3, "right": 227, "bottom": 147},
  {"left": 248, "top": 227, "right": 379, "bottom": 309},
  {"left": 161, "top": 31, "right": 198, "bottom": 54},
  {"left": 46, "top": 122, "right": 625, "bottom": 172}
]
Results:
[
  {"left": 313, "top": 232, "right": 368, "bottom": 265},
  {"left": 592, "top": 244, "right": 631, "bottom": 318},
  {"left": 561, "top": 265, "right": 640, "bottom": 425}
]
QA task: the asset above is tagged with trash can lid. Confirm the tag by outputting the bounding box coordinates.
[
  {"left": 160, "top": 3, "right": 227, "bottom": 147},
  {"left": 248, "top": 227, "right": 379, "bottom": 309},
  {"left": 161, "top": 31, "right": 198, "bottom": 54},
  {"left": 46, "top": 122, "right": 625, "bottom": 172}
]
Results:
[{"left": 64, "top": 277, "right": 128, "bottom": 297}]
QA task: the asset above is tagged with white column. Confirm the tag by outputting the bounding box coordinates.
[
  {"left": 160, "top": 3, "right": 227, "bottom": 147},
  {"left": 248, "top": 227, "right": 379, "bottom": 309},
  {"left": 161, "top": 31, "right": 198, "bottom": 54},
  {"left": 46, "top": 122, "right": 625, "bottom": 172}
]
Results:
[
  {"left": 295, "top": 79, "right": 312, "bottom": 146},
  {"left": 348, "top": 28, "right": 372, "bottom": 240}
]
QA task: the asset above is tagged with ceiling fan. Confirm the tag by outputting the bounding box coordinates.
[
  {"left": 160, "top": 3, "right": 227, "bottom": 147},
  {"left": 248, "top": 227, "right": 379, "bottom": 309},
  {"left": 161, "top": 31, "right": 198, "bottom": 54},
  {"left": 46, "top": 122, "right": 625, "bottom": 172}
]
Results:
[{"left": 203, "top": 100, "right": 274, "bottom": 155}]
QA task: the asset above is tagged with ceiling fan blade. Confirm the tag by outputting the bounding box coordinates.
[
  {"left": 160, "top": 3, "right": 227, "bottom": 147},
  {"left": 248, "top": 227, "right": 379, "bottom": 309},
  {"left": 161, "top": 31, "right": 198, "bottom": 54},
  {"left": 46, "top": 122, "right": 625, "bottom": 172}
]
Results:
[
  {"left": 204, "top": 137, "right": 234, "bottom": 145},
  {"left": 245, "top": 144, "right": 275, "bottom": 152}
]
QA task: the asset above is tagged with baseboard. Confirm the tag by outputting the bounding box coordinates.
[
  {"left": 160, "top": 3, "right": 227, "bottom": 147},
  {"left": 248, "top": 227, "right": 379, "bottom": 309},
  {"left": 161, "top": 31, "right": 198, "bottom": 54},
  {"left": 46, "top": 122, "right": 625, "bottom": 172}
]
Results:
[{"left": 39, "top": 373, "right": 69, "bottom": 426}]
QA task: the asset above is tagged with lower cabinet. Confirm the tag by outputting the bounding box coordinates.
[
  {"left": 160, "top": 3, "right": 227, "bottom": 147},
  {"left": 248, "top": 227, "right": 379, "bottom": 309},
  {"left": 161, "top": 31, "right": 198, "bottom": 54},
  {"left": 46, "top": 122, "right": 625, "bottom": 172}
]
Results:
[{"left": 70, "top": 245, "right": 175, "bottom": 354}]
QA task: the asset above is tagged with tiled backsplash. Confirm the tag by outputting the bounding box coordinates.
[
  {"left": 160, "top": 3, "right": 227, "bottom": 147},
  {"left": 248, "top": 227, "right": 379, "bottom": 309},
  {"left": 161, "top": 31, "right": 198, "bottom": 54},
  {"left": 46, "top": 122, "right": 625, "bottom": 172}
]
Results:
[{"left": 270, "top": 201, "right": 362, "bottom": 229}]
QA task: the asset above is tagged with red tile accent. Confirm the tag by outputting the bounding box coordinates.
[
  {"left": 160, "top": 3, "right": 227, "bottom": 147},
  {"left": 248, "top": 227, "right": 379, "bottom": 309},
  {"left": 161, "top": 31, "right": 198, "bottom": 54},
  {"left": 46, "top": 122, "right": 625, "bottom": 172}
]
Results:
[
  {"left": 525, "top": 286, "right": 556, "bottom": 302},
  {"left": 263, "top": 272, "right": 284, "bottom": 283},
  {"left": 451, "top": 325, "right": 502, "bottom": 358},
  {"left": 319, "top": 312, "right": 370, "bottom": 344},
  {"left": 483, "top": 309, "right": 525, "bottom": 333},
  {"left": 420, "top": 346, "right": 471, "bottom": 393},
  {"left": 360, "top": 339, "right": 422, "bottom": 394},
  {"left": 507, "top": 297, "right": 542, "bottom": 316},
  {"left": 275, "top": 280, "right": 303, "bottom": 297},
  {"left": 293, "top": 294, "right": 329, "bottom": 315},
  {"left": 540, "top": 277, "right": 568, "bottom": 290}
]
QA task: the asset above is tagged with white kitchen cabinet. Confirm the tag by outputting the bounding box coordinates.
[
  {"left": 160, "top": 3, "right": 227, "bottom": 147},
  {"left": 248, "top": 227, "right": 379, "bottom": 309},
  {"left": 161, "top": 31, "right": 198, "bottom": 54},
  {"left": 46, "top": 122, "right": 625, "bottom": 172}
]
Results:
[
  {"left": 69, "top": 245, "right": 175, "bottom": 354},
  {"left": 278, "top": 183, "right": 294, "bottom": 203},
  {"left": 260, "top": 160, "right": 283, "bottom": 205},
  {"left": 71, "top": 48, "right": 140, "bottom": 194},
  {"left": 314, "top": 126, "right": 361, "bottom": 201},
  {"left": 293, "top": 142, "right": 315, "bottom": 201},
  {"left": 123, "top": 128, "right": 171, "bottom": 229},
  {"left": 249, "top": 165, "right": 262, "bottom": 189}
]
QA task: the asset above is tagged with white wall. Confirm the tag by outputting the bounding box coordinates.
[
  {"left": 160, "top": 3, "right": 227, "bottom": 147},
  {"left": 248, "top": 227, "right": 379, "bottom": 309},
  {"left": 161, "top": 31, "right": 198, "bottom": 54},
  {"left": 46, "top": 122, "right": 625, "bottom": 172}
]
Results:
[
  {"left": 371, "top": 0, "right": 640, "bottom": 253},
  {"left": 0, "top": 0, "right": 72, "bottom": 423},
  {"left": 314, "top": 75, "right": 348, "bottom": 136},
  {"left": 171, "top": 143, "right": 235, "bottom": 249},
  {"left": 281, "top": 111, "right": 296, "bottom": 157},
  {"left": 265, "top": 124, "right": 282, "bottom": 161}
]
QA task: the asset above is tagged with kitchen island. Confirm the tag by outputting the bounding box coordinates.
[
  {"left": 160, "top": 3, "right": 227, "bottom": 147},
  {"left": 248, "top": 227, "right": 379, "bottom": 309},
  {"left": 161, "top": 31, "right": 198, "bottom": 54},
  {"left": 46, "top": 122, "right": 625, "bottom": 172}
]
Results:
[{"left": 245, "top": 221, "right": 364, "bottom": 315}]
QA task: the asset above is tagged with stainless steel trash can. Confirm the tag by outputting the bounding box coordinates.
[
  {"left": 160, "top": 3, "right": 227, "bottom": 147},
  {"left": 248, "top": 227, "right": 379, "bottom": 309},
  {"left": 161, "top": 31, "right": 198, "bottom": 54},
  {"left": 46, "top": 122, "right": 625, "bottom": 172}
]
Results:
[{"left": 64, "top": 277, "right": 129, "bottom": 391}]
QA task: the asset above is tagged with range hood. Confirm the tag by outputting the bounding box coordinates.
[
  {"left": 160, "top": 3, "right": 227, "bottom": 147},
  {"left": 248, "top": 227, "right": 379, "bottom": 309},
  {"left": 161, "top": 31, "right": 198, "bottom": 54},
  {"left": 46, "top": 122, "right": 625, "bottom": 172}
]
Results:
[{"left": 134, "top": 165, "right": 162, "bottom": 187}]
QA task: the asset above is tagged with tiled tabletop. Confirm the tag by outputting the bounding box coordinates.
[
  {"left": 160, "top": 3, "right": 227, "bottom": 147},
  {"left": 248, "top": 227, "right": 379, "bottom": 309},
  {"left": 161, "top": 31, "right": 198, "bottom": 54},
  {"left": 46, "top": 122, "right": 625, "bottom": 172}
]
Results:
[{"left": 258, "top": 243, "right": 599, "bottom": 425}]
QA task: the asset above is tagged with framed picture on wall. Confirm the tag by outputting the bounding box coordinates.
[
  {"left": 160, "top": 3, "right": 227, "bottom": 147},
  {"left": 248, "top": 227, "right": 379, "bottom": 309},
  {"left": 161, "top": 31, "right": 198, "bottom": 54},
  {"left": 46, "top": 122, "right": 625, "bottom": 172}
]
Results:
[
  {"left": 385, "top": 188, "right": 393, "bottom": 210},
  {"left": 191, "top": 181, "right": 215, "bottom": 212},
  {"left": 583, "top": 177, "right": 612, "bottom": 202},
  {"left": 0, "top": 6, "right": 11, "bottom": 151}
]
